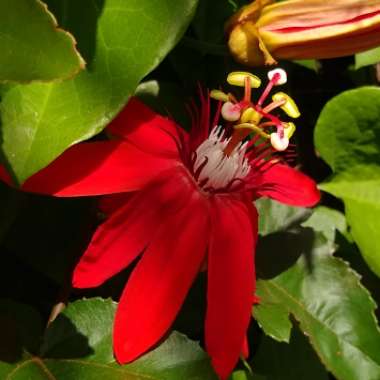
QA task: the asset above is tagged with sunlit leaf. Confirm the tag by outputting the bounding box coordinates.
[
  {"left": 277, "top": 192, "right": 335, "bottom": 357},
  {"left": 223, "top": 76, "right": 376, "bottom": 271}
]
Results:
[
  {"left": 0, "top": 0, "right": 84, "bottom": 83},
  {"left": 314, "top": 86, "right": 380, "bottom": 276},
  {"left": 355, "top": 47, "right": 380, "bottom": 69},
  {"left": 0, "top": 0, "right": 198, "bottom": 184}
]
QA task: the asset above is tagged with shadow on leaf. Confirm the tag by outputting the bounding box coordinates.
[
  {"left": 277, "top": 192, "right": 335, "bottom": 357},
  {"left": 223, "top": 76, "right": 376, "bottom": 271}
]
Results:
[
  {"left": 41, "top": 313, "right": 94, "bottom": 359},
  {"left": 256, "top": 227, "right": 315, "bottom": 280},
  {"left": 45, "top": 0, "right": 105, "bottom": 69}
]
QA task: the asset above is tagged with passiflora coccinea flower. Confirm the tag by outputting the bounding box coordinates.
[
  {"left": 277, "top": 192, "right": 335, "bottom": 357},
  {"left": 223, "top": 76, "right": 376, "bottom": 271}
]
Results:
[
  {"left": 0, "top": 69, "right": 320, "bottom": 379},
  {"left": 227, "top": 0, "right": 380, "bottom": 66}
]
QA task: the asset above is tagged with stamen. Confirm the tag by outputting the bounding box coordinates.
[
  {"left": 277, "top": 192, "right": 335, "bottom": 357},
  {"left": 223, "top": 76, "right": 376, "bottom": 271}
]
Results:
[
  {"left": 223, "top": 127, "right": 252, "bottom": 156},
  {"left": 257, "top": 74, "right": 279, "bottom": 106},
  {"left": 198, "top": 68, "right": 299, "bottom": 192},
  {"left": 227, "top": 72, "right": 261, "bottom": 88},
  {"left": 262, "top": 99, "right": 286, "bottom": 114},
  {"left": 210, "top": 89, "right": 229, "bottom": 102},
  {"left": 272, "top": 93, "right": 300, "bottom": 118},
  {"left": 234, "top": 123, "right": 270, "bottom": 139},
  {"left": 244, "top": 76, "right": 252, "bottom": 103}
]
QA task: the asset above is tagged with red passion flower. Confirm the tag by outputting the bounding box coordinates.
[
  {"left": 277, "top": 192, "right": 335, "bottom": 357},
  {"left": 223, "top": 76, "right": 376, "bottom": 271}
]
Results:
[{"left": 2, "top": 69, "right": 320, "bottom": 379}]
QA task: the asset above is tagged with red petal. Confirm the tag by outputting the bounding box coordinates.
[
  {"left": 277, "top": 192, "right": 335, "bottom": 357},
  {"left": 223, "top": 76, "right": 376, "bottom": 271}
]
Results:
[
  {"left": 255, "top": 164, "right": 320, "bottom": 207},
  {"left": 114, "top": 186, "right": 209, "bottom": 363},
  {"left": 107, "top": 97, "right": 184, "bottom": 158},
  {"left": 0, "top": 165, "right": 13, "bottom": 186},
  {"left": 22, "top": 141, "right": 178, "bottom": 196},
  {"left": 73, "top": 166, "right": 195, "bottom": 288},
  {"left": 98, "top": 193, "right": 135, "bottom": 216},
  {"left": 72, "top": 194, "right": 148, "bottom": 288},
  {"left": 206, "top": 197, "right": 258, "bottom": 380},
  {"left": 242, "top": 336, "right": 249, "bottom": 359}
]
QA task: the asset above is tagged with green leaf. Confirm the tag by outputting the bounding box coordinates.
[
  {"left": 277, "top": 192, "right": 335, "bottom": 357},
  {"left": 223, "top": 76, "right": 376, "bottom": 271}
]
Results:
[
  {"left": 256, "top": 198, "right": 311, "bottom": 237},
  {"left": 2, "top": 298, "right": 217, "bottom": 379},
  {"left": 355, "top": 47, "right": 380, "bottom": 69},
  {"left": 0, "top": 299, "right": 43, "bottom": 379},
  {"left": 252, "top": 327, "right": 329, "bottom": 380},
  {"left": 314, "top": 86, "right": 380, "bottom": 276},
  {"left": 256, "top": 212, "right": 380, "bottom": 380},
  {"left": 41, "top": 297, "right": 116, "bottom": 361},
  {"left": 0, "top": 0, "right": 198, "bottom": 184},
  {"left": 253, "top": 303, "right": 291, "bottom": 343},
  {"left": 42, "top": 298, "right": 218, "bottom": 380},
  {"left": 0, "top": 0, "right": 84, "bottom": 83},
  {"left": 232, "top": 369, "right": 255, "bottom": 380},
  {"left": 293, "top": 60, "right": 319, "bottom": 72},
  {"left": 302, "top": 206, "right": 348, "bottom": 243}
]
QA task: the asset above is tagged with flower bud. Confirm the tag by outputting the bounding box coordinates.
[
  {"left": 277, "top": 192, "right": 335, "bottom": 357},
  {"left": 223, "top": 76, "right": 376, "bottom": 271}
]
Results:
[{"left": 227, "top": 0, "right": 380, "bottom": 66}]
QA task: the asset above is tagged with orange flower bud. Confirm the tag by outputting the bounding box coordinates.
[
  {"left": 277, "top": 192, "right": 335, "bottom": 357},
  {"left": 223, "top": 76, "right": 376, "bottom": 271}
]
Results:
[{"left": 227, "top": 0, "right": 380, "bottom": 66}]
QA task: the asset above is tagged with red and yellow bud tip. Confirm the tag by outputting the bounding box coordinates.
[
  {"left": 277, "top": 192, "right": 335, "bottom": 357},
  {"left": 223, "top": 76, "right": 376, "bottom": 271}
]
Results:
[{"left": 227, "top": 0, "right": 380, "bottom": 66}]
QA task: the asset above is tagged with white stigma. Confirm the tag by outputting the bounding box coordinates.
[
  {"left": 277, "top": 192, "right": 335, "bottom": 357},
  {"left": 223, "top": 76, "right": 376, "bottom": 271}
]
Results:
[
  {"left": 221, "top": 101, "right": 241, "bottom": 121},
  {"left": 270, "top": 132, "right": 289, "bottom": 151},
  {"left": 193, "top": 126, "right": 250, "bottom": 191},
  {"left": 268, "top": 68, "right": 287, "bottom": 85}
]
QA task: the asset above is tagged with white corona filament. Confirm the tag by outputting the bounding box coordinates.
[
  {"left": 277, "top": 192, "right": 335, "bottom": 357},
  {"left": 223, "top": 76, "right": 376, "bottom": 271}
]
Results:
[{"left": 193, "top": 126, "right": 251, "bottom": 190}]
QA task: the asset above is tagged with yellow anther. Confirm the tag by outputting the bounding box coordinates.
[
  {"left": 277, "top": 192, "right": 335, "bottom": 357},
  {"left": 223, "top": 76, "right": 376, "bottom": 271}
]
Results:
[
  {"left": 234, "top": 122, "right": 270, "bottom": 139},
  {"left": 272, "top": 92, "right": 300, "bottom": 118},
  {"left": 227, "top": 71, "right": 261, "bottom": 88},
  {"left": 210, "top": 89, "right": 229, "bottom": 102},
  {"left": 283, "top": 122, "right": 296, "bottom": 139},
  {"left": 241, "top": 107, "right": 262, "bottom": 124}
]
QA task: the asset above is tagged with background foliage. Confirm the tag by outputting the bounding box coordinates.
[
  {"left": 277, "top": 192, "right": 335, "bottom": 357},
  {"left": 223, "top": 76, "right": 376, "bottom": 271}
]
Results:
[{"left": 0, "top": 0, "right": 380, "bottom": 379}]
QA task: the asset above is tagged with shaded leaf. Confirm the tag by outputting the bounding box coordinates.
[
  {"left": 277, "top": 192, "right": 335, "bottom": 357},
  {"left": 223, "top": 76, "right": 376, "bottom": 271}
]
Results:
[
  {"left": 256, "top": 210, "right": 380, "bottom": 380},
  {"left": 135, "top": 80, "right": 189, "bottom": 129},
  {"left": 252, "top": 327, "right": 329, "bottom": 380},
  {"left": 4, "top": 194, "right": 93, "bottom": 285},
  {"left": 256, "top": 198, "right": 311, "bottom": 237},
  {"left": 0, "top": 0, "right": 198, "bottom": 184},
  {"left": 314, "top": 86, "right": 380, "bottom": 276},
  {"left": 1, "top": 298, "right": 217, "bottom": 379},
  {"left": 0, "top": 0, "right": 84, "bottom": 83},
  {"left": 42, "top": 298, "right": 218, "bottom": 380},
  {"left": 0, "top": 299, "right": 43, "bottom": 378},
  {"left": 192, "top": 0, "right": 235, "bottom": 44}
]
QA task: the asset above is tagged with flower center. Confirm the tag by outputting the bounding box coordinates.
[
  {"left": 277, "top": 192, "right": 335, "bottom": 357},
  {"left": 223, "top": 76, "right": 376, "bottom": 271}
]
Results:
[
  {"left": 188, "top": 68, "right": 300, "bottom": 193},
  {"left": 210, "top": 68, "right": 300, "bottom": 155},
  {"left": 192, "top": 126, "right": 250, "bottom": 192}
]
